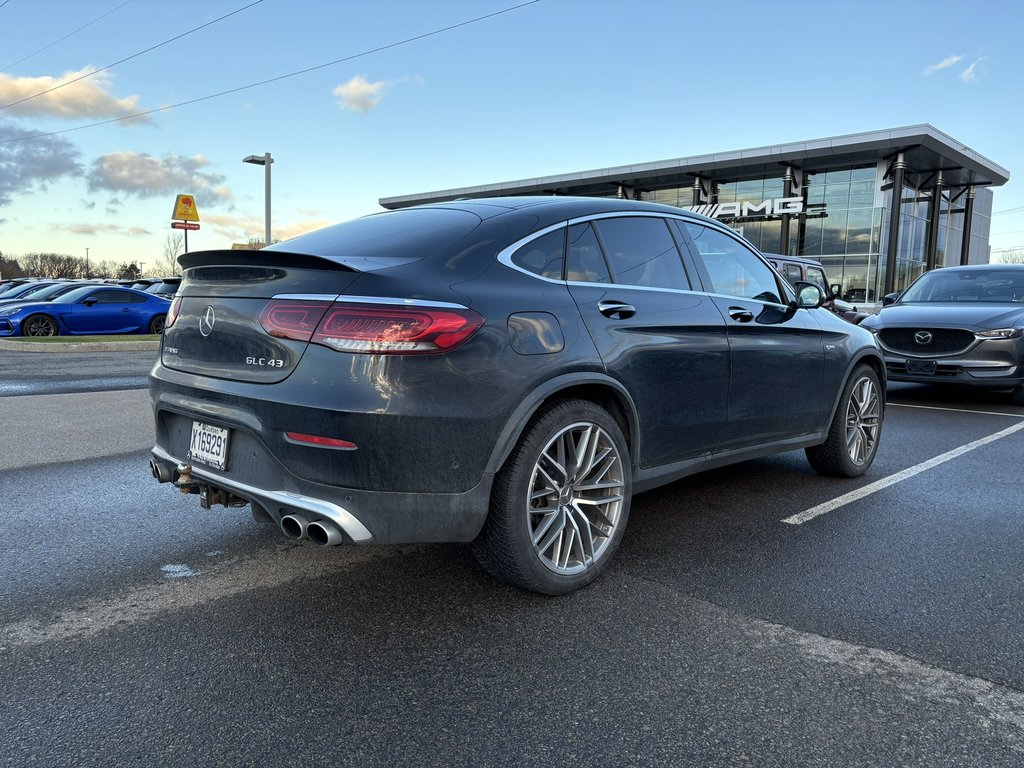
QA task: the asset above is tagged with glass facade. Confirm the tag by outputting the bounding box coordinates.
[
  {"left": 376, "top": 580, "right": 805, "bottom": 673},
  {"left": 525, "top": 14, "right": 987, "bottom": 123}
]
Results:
[{"left": 611, "top": 164, "right": 994, "bottom": 304}]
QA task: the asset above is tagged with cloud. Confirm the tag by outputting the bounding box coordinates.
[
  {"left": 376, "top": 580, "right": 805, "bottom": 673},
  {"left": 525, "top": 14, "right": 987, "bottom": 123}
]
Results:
[
  {"left": 0, "top": 121, "right": 83, "bottom": 205},
  {"left": 87, "top": 152, "right": 232, "bottom": 204},
  {"left": 960, "top": 57, "right": 987, "bottom": 82},
  {"left": 334, "top": 75, "right": 387, "bottom": 112},
  {"left": 0, "top": 68, "right": 146, "bottom": 121},
  {"left": 62, "top": 223, "right": 151, "bottom": 236},
  {"left": 921, "top": 54, "right": 964, "bottom": 76},
  {"left": 201, "top": 212, "right": 332, "bottom": 242}
]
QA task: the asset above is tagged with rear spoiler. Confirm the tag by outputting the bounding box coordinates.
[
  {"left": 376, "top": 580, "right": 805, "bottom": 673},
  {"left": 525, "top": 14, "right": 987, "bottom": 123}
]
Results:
[{"left": 178, "top": 250, "right": 357, "bottom": 272}]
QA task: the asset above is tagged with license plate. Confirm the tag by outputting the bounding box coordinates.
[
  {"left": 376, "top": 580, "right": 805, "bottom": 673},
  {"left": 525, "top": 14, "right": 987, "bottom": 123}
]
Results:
[
  {"left": 188, "top": 421, "right": 230, "bottom": 470},
  {"left": 906, "top": 359, "right": 937, "bottom": 375}
]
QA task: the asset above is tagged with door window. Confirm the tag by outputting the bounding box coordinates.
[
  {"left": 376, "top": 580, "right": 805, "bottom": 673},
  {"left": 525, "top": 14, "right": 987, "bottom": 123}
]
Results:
[
  {"left": 591, "top": 217, "right": 690, "bottom": 290},
  {"left": 685, "top": 224, "right": 784, "bottom": 304},
  {"left": 783, "top": 263, "right": 803, "bottom": 286}
]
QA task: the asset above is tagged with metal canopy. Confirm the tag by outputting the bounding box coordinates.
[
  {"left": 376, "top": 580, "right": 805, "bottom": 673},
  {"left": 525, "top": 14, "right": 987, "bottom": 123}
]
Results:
[{"left": 380, "top": 125, "right": 1009, "bottom": 209}]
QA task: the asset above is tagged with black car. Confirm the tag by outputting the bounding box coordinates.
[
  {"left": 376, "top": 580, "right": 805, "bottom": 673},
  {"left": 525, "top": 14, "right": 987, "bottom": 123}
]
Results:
[
  {"left": 149, "top": 197, "right": 885, "bottom": 594},
  {"left": 861, "top": 264, "right": 1024, "bottom": 404}
]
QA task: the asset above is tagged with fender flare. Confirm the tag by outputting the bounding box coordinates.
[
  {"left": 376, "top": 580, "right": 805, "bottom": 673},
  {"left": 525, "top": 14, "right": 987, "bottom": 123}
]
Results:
[
  {"left": 825, "top": 347, "right": 887, "bottom": 425},
  {"left": 485, "top": 372, "right": 641, "bottom": 475}
]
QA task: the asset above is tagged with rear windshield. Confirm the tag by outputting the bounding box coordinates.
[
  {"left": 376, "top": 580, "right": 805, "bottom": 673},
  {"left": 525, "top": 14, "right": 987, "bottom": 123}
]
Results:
[{"left": 266, "top": 208, "right": 481, "bottom": 264}]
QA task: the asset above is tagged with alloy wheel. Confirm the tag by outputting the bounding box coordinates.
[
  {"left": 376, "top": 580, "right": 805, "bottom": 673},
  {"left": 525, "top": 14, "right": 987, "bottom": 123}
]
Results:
[
  {"left": 24, "top": 316, "right": 56, "bottom": 337},
  {"left": 845, "top": 376, "right": 880, "bottom": 465},
  {"left": 527, "top": 421, "right": 625, "bottom": 575}
]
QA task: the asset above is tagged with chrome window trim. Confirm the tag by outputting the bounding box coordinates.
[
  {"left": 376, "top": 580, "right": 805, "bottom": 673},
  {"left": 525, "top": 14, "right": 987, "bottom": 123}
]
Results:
[{"left": 496, "top": 211, "right": 792, "bottom": 308}]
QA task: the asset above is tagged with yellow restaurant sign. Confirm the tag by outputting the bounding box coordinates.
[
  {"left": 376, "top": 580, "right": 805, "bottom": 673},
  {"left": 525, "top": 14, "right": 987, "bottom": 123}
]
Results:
[{"left": 172, "top": 194, "right": 200, "bottom": 222}]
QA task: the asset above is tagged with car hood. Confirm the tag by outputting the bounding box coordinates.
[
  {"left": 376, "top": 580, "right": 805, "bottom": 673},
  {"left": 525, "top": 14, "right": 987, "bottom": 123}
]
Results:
[{"left": 865, "top": 302, "right": 1024, "bottom": 330}]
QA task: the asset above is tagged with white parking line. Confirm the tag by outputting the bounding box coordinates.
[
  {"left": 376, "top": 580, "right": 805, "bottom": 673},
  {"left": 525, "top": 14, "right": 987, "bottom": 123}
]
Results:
[
  {"left": 783, "top": 420, "right": 1024, "bottom": 525},
  {"left": 889, "top": 403, "right": 1024, "bottom": 419}
]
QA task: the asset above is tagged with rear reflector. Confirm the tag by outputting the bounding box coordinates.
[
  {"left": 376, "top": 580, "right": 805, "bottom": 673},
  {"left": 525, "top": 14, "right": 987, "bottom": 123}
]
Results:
[
  {"left": 284, "top": 432, "right": 357, "bottom": 450},
  {"left": 312, "top": 303, "right": 484, "bottom": 354}
]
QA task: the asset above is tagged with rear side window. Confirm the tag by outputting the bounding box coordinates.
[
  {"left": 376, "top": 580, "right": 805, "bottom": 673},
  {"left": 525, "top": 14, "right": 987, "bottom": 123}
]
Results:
[
  {"left": 592, "top": 217, "right": 690, "bottom": 290},
  {"left": 567, "top": 223, "right": 612, "bottom": 284},
  {"left": 805, "top": 266, "right": 828, "bottom": 293},
  {"left": 511, "top": 229, "right": 564, "bottom": 279},
  {"left": 92, "top": 290, "right": 145, "bottom": 304},
  {"left": 686, "top": 224, "right": 783, "bottom": 304},
  {"left": 782, "top": 263, "right": 803, "bottom": 285}
]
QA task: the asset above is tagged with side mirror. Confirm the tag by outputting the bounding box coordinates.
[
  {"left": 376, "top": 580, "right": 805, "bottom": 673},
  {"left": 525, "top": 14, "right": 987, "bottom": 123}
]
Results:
[
  {"left": 83, "top": 296, "right": 98, "bottom": 306},
  {"left": 830, "top": 283, "right": 842, "bottom": 299},
  {"left": 794, "top": 281, "right": 826, "bottom": 309},
  {"left": 882, "top": 292, "right": 900, "bottom": 307}
]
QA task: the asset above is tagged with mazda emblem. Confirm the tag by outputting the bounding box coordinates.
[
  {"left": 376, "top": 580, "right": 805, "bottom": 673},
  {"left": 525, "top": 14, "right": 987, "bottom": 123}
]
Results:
[
  {"left": 914, "top": 330, "right": 933, "bottom": 345},
  {"left": 199, "top": 306, "right": 216, "bottom": 337}
]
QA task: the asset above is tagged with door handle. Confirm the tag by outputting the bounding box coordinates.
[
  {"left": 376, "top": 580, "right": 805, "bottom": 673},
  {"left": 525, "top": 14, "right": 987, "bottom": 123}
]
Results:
[
  {"left": 727, "top": 306, "right": 754, "bottom": 323},
  {"left": 598, "top": 300, "right": 636, "bottom": 320}
]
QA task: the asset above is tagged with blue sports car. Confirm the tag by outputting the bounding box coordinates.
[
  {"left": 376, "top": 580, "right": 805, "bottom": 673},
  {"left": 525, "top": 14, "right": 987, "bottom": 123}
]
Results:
[{"left": 0, "top": 285, "right": 171, "bottom": 336}]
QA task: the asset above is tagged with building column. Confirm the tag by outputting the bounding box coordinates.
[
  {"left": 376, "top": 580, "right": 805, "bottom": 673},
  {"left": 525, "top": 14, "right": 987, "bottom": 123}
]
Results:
[
  {"left": 691, "top": 177, "right": 703, "bottom": 207},
  {"left": 959, "top": 185, "right": 975, "bottom": 265},
  {"left": 779, "top": 166, "right": 796, "bottom": 255},
  {"left": 883, "top": 153, "right": 907, "bottom": 296},
  {"left": 924, "top": 171, "right": 944, "bottom": 271}
]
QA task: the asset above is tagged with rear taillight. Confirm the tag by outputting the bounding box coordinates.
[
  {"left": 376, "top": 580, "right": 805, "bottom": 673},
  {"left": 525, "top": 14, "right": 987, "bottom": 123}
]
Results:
[
  {"left": 312, "top": 303, "right": 484, "bottom": 354},
  {"left": 259, "top": 301, "right": 332, "bottom": 342},
  {"left": 165, "top": 296, "right": 182, "bottom": 328}
]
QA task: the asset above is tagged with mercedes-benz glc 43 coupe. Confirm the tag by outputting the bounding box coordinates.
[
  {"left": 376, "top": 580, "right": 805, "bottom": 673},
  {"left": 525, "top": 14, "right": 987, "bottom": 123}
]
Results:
[{"left": 149, "top": 197, "right": 885, "bottom": 593}]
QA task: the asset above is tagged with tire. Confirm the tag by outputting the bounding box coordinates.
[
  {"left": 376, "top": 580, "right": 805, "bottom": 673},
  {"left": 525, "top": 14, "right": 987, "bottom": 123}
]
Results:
[
  {"left": 22, "top": 314, "right": 57, "bottom": 337},
  {"left": 149, "top": 314, "right": 166, "bottom": 334},
  {"left": 806, "top": 364, "right": 882, "bottom": 477},
  {"left": 472, "top": 399, "right": 632, "bottom": 595}
]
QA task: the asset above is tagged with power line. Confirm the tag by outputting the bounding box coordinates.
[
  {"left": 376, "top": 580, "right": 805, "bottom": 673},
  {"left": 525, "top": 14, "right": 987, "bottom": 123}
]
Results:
[
  {"left": 1, "top": 0, "right": 136, "bottom": 74},
  {"left": 993, "top": 206, "right": 1024, "bottom": 215},
  {"left": 0, "top": 1, "right": 12, "bottom": 9},
  {"left": 0, "top": 0, "right": 265, "bottom": 111},
  {"left": 0, "top": 0, "right": 542, "bottom": 145}
]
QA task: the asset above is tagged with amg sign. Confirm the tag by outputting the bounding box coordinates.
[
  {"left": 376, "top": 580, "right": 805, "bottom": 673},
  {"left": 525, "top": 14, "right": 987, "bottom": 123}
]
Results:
[{"left": 682, "top": 196, "right": 804, "bottom": 220}]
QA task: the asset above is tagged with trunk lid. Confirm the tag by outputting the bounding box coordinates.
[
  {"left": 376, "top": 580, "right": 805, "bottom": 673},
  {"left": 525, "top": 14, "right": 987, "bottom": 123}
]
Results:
[{"left": 161, "top": 251, "right": 362, "bottom": 383}]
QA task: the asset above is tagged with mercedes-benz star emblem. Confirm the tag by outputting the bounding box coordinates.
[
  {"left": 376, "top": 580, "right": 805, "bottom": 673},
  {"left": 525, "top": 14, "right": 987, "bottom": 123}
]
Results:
[
  {"left": 199, "top": 306, "right": 216, "bottom": 337},
  {"left": 914, "top": 330, "right": 933, "bottom": 345}
]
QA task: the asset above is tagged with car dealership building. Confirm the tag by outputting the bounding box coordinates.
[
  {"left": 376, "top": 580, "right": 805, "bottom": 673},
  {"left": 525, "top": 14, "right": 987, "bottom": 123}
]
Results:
[{"left": 380, "top": 125, "right": 1009, "bottom": 305}]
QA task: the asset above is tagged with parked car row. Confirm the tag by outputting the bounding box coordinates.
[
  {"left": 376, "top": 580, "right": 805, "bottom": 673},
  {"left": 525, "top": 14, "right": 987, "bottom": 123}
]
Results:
[{"left": 0, "top": 281, "right": 172, "bottom": 336}]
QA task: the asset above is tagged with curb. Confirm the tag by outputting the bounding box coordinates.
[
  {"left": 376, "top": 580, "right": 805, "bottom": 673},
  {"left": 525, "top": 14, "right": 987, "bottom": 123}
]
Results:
[{"left": 0, "top": 339, "right": 160, "bottom": 353}]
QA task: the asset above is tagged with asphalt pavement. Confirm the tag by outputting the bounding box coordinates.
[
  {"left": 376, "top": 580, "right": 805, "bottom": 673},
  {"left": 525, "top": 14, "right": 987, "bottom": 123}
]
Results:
[{"left": 1, "top": 352, "right": 1023, "bottom": 766}]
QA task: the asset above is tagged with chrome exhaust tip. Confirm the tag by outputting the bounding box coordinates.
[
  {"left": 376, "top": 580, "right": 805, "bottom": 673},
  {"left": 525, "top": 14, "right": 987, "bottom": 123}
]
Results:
[
  {"left": 307, "top": 519, "right": 344, "bottom": 547},
  {"left": 150, "top": 459, "right": 174, "bottom": 483},
  {"left": 280, "top": 514, "right": 310, "bottom": 541}
]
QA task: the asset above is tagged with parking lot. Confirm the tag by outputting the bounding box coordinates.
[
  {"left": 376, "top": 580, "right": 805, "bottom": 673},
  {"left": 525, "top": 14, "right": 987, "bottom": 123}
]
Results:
[{"left": 1, "top": 350, "right": 1023, "bottom": 767}]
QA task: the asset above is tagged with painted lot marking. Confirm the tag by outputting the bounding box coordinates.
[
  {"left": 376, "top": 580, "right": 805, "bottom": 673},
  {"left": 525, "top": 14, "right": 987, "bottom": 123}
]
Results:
[
  {"left": 890, "top": 402, "right": 1024, "bottom": 419},
  {"left": 783, "top": 419, "right": 1024, "bottom": 526}
]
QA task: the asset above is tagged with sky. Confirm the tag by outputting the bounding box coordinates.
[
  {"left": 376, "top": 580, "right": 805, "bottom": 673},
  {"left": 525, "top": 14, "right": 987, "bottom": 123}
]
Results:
[{"left": 1, "top": 0, "right": 1022, "bottom": 273}]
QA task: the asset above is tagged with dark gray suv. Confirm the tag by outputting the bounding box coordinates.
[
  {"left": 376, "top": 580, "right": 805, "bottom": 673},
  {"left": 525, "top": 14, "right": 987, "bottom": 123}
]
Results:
[{"left": 149, "top": 197, "right": 885, "bottom": 594}]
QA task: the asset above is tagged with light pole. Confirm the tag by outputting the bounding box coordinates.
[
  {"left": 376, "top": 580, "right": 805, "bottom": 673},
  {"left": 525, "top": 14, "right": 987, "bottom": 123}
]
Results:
[
  {"left": 243, "top": 152, "right": 273, "bottom": 248},
  {"left": 85, "top": 247, "right": 90, "bottom": 279}
]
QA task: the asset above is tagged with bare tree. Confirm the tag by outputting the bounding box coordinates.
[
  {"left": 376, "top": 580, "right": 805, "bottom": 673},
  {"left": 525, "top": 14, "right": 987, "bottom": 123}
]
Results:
[
  {"left": 153, "top": 233, "right": 184, "bottom": 275},
  {"left": 996, "top": 248, "right": 1024, "bottom": 264}
]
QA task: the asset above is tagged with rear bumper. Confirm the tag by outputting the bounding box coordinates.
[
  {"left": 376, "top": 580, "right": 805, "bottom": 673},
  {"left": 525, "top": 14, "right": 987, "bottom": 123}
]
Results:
[{"left": 150, "top": 443, "right": 494, "bottom": 545}]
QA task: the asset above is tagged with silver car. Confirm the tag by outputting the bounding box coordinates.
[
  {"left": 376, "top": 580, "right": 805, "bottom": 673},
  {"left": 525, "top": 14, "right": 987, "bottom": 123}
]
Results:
[{"left": 861, "top": 265, "right": 1024, "bottom": 405}]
